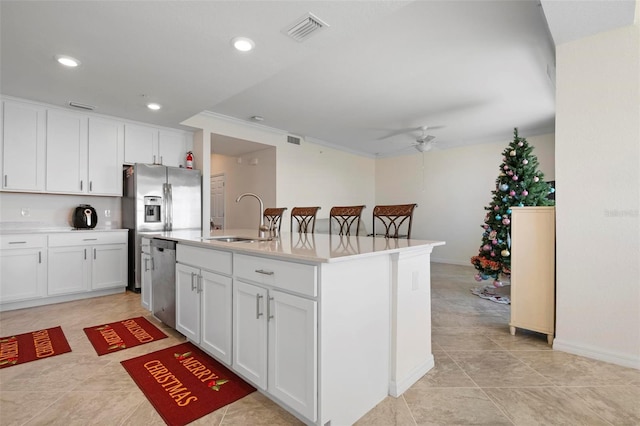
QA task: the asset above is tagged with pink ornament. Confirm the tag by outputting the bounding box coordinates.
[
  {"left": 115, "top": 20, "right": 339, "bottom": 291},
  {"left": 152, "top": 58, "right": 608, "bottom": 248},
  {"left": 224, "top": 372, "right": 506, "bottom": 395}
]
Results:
[
  {"left": 474, "top": 274, "right": 482, "bottom": 282},
  {"left": 493, "top": 280, "right": 504, "bottom": 287},
  {"left": 518, "top": 141, "right": 524, "bottom": 147},
  {"left": 522, "top": 190, "right": 529, "bottom": 196},
  {"left": 483, "top": 244, "right": 491, "bottom": 251},
  {"left": 483, "top": 224, "right": 489, "bottom": 229},
  {"left": 507, "top": 171, "right": 513, "bottom": 176},
  {"left": 503, "top": 165, "right": 509, "bottom": 170},
  {"left": 502, "top": 218, "right": 511, "bottom": 225},
  {"left": 494, "top": 206, "right": 499, "bottom": 211},
  {"left": 509, "top": 190, "right": 516, "bottom": 196},
  {"left": 522, "top": 159, "right": 529, "bottom": 165},
  {"left": 512, "top": 175, "right": 518, "bottom": 181},
  {"left": 490, "top": 252, "right": 496, "bottom": 257},
  {"left": 492, "top": 239, "right": 498, "bottom": 245},
  {"left": 534, "top": 176, "right": 539, "bottom": 182}
]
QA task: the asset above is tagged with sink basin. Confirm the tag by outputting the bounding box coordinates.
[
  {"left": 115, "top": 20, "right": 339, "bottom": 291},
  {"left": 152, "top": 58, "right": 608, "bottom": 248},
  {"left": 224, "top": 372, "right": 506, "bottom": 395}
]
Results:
[{"left": 205, "top": 236, "right": 257, "bottom": 243}]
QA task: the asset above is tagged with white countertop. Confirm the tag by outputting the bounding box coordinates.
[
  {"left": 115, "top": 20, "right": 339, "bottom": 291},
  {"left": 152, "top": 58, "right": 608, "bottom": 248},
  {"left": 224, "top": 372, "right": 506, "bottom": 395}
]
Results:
[
  {"left": 0, "top": 228, "right": 128, "bottom": 235},
  {"left": 147, "top": 228, "right": 445, "bottom": 263}
]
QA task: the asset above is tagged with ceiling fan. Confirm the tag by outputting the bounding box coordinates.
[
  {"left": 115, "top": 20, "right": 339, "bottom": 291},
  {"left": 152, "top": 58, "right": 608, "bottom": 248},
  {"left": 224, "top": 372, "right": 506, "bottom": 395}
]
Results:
[{"left": 414, "top": 127, "right": 437, "bottom": 152}]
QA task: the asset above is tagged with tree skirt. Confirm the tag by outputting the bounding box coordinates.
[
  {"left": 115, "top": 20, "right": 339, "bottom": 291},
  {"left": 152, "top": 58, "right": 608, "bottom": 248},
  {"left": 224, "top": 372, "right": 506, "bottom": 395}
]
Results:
[{"left": 470, "top": 284, "right": 511, "bottom": 304}]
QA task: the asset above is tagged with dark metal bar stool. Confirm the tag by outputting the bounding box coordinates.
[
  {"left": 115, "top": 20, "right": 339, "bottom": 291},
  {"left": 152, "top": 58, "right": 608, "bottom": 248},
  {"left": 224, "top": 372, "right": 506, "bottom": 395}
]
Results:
[
  {"left": 372, "top": 203, "right": 417, "bottom": 239},
  {"left": 329, "top": 205, "right": 366, "bottom": 236},
  {"left": 290, "top": 207, "right": 321, "bottom": 233}
]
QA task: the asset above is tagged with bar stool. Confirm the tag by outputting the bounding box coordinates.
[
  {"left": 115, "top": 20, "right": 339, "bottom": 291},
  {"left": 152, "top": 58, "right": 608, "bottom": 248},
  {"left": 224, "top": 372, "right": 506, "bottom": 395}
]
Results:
[
  {"left": 329, "top": 205, "right": 366, "bottom": 236},
  {"left": 372, "top": 203, "right": 417, "bottom": 239},
  {"left": 290, "top": 207, "right": 321, "bottom": 233},
  {"left": 263, "top": 207, "right": 287, "bottom": 235}
]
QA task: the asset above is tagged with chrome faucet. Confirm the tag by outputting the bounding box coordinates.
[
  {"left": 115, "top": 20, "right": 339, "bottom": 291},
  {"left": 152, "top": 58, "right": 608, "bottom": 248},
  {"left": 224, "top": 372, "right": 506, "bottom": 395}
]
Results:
[{"left": 235, "top": 192, "right": 270, "bottom": 239}]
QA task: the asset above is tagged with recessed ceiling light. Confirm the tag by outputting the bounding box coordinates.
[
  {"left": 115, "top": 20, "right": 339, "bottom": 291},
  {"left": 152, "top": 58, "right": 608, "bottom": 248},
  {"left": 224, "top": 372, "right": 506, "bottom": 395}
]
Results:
[
  {"left": 231, "top": 37, "right": 255, "bottom": 52},
  {"left": 55, "top": 55, "right": 81, "bottom": 67},
  {"left": 147, "top": 103, "right": 162, "bottom": 111}
]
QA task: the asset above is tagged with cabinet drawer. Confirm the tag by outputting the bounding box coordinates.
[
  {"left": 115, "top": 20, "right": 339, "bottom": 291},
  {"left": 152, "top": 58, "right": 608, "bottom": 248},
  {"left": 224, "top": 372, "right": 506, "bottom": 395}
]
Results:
[
  {"left": 48, "top": 231, "right": 127, "bottom": 247},
  {"left": 234, "top": 254, "right": 317, "bottom": 297},
  {"left": 0, "top": 234, "right": 47, "bottom": 249},
  {"left": 176, "top": 244, "right": 232, "bottom": 275}
]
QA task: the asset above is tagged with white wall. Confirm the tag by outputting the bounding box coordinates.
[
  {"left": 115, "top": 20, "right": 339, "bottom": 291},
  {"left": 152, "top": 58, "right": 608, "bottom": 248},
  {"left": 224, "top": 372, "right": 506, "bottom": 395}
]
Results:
[
  {"left": 210, "top": 147, "right": 277, "bottom": 229},
  {"left": 554, "top": 23, "right": 640, "bottom": 368},
  {"left": 0, "top": 192, "right": 121, "bottom": 230},
  {"left": 375, "top": 133, "right": 555, "bottom": 264}
]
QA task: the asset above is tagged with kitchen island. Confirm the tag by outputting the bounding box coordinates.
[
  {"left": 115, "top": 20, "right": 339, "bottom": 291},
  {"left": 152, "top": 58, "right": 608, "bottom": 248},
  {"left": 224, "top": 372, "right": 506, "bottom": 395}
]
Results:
[{"left": 150, "top": 229, "right": 444, "bottom": 426}]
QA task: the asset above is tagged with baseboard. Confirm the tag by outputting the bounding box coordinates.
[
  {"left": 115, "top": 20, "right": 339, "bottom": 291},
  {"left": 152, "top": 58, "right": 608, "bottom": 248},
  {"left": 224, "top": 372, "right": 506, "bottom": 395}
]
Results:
[
  {"left": 389, "top": 355, "right": 435, "bottom": 397},
  {"left": 430, "top": 258, "right": 473, "bottom": 266},
  {"left": 553, "top": 338, "right": 640, "bottom": 370}
]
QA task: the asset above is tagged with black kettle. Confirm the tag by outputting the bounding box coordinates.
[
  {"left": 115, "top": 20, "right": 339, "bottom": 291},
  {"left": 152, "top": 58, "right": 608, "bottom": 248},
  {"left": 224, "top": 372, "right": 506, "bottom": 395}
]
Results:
[{"left": 73, "top": 204, "right": 98, "bottom": 229}]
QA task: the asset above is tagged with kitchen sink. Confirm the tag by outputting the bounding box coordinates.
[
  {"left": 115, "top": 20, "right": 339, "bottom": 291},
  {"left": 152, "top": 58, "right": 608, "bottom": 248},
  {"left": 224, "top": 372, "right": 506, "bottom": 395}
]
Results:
[{"left": 205, "top": 236, "right": 258, "bottom": 243}]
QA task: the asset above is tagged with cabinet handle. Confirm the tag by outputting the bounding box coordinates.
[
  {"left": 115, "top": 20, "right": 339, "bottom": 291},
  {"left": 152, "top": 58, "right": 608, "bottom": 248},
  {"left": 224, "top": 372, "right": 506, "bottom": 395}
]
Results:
[
  {"left": 144, "top": 258, "right": 149, "bottom": 271},
  {"left": 84, "top": 248, "right": 87, "bottom": 260},
  {"left": 3, "top": 175, "right": 7, "bottom": 187},
  {"left": 190, "top": 272, "right": 196, "bottom": 291},
  {"left": 197, "top": 274, "right": 202, "bottom": 293},
  {"left": 93, "top": 248, "right": 96, "bottom": 260},
  {"left": 255, "top": 269, "right": 274, "bottom": 276},
  {"left": 153, "top": 155, "right": 157, "bottom": 164},
  {"left": 160, "top": 156, "right": 163, "bottom": 165},
  {"left": 39, "top": 251, "right": 42, "bottom": 264},
  {"left": 150, "top": 257, "right": 155, "bottom": 271},
  {"left": 89, "top": 181, "right": 93, "bottom": 192},
  {"left": 8, "top": 241, "right": 27, "bottom": 244},
  {"left": 80, "top": 180, "right": 83, "bottom": 191},
  {"left": 83, "top": 238, "right": 97, "bottom": 241},
  {"left": 256, "top": 294, "right": 264, "bottom": 319},
  {"left": 268, "top": 296, "right": 274, "bottom": 321}
]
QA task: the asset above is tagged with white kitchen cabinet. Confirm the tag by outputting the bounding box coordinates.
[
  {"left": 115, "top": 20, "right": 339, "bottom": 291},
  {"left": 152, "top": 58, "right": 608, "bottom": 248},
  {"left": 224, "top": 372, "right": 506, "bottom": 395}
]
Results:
[
  {"left": 141, "top": 237, "right": 152, "bottom": 310},
  {"left": 158, "top": 129, "right": 191, "bottom": 168},
  {"left": 176, "top": 244, "right": 233, "bottom": 364},
  {"left": 46, "top": 109, "right": 88, "bottom": 193},
  {"left": 233, "top": 254, "right": 317, "bottom": 421},
  {"left": 124, "top": 124, "right": 192, "bottom": 167},
  {"left": 1, "top": 99, "right": 46, "bottom": 192},
  {"left": 87, "top": 117, "right": 124, "bottom": 196},
  {"left": 0, "top": 234, "right": 47, "bottom": 303},
  {"left": 48, "top": 232, "right": 127, "bottom": 296}
]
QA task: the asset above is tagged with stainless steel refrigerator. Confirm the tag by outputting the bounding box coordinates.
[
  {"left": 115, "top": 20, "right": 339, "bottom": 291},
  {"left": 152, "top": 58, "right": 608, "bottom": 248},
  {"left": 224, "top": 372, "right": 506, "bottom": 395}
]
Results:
[{"left": 122, "top": 163, "right": 202, "bottom": 291}]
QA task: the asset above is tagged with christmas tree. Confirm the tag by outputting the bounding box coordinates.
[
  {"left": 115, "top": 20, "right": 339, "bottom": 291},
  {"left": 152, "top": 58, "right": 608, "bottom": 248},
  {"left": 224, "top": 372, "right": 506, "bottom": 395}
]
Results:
[{"left": 471, "top": 128, "right": 555, "bottom": 286}]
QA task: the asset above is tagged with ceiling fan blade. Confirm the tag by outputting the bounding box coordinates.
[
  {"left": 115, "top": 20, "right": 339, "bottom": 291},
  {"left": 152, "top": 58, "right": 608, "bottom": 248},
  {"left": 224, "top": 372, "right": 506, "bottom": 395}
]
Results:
[
  {"left": 418, "top": 135, "right": 436, "bottom": 143},
  {"left": 376, "top": 127, "right": 419, "bottom": 141}
]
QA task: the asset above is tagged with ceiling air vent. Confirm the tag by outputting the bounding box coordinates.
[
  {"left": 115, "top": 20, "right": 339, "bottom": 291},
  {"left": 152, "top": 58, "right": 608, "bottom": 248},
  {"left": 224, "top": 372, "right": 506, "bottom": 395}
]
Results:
[
  {"left": 287, "top": 135, "right": 302, "bottom": 145},
  {"left": 283, "top": 13, "right": 329, "bottom": 42},
  {"left": 68, "top": 101, "right": 95, "bottom": 111}
]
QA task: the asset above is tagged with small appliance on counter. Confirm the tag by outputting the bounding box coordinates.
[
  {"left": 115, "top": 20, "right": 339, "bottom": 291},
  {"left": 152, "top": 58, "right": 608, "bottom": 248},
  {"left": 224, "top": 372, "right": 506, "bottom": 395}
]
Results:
[{"left": 73, "top": 204, "right": 98, "bottom": 229}]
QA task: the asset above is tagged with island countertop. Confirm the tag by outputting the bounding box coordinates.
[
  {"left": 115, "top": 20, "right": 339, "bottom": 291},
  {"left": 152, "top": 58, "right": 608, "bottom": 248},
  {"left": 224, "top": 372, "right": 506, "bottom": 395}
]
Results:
[{"left": 145, "top": 228, "right": 445, "bottom": 263}]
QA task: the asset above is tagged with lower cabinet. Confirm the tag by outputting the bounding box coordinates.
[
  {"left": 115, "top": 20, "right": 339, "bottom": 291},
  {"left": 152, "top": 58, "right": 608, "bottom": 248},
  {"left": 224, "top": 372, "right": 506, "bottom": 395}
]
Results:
[
  {"left": 48, "top": 232, "right": 127, "bottom": 296},
  {"left": 0, "top": 234, "right": 47, "bottom": 303},
  {"left": 175, "top": 249, "right": 233, "bottom": 365},
  {"left": 141, "top": 238, "right": 152, "bottom": 310},
  {"left": 233, "top": 280, "right": 317, "bottom": 422}
]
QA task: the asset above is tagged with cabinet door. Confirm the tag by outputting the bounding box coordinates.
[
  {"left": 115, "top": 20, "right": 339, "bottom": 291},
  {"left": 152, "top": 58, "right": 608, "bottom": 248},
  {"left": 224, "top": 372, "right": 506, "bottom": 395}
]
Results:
[
  {"left": 88, "top": 117, "right": 123, "bottom": 195},
  {"left": 200, "top": 270, "right": 232, "bottom": 365},
  {"left": 268, "top": 290, "right": 317, "bottom": 421},
  {"left": 158, "top": 130, "right": 190, "bottom": 167},
  {"left": 124, "top": 124, "right": 158, "bottom": 165},
  {"left": 48, "top": 246, "right": 89, "bottom": 295},
  {"left": 0, "top": 248, "right": 47, "bottom": 303},
  {"left": 91, "top": 244, "right": 127, "bottom": 290},
  {"left": 1, "top": 100, "right": 46, "bottom": 191},
  {"left": 141, "top": 252, "right": 152, "bottom": 310},
  {"left": 233, "top": 281, "right": 268, "bottom": 390},
  {"left": 176, "top": 263, "right": 201, "bottom": 342},
  {"left": 46, "top": 109, "right": 88, "bottom": 193}
]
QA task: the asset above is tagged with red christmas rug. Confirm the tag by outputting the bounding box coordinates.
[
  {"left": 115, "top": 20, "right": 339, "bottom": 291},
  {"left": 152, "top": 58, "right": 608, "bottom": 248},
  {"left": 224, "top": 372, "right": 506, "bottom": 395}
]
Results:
[
  {"left": 121, "top": 342, "right": 256, "bottom": 426},
  {"left": 0, "top": 326, "right": 71, "bottom": 369},
  {"left": 84, "top": 316, "right": 168, "bottom": 356}
]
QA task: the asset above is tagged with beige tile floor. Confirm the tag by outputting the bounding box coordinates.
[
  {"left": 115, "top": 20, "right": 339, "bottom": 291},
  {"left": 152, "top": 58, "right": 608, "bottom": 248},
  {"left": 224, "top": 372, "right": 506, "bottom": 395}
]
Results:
[{"left": 1, "top": 263, "right": 639, "bottom": 425}]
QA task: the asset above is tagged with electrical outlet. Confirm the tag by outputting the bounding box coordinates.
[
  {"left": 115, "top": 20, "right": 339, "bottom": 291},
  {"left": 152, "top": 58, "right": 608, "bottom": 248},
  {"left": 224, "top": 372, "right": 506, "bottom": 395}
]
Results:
[
  {"left": 104, "top": 209, "right": 111, "bottom": 218},
  {"left": 21, "top": 207, "right": 30, "bottom": 217}
]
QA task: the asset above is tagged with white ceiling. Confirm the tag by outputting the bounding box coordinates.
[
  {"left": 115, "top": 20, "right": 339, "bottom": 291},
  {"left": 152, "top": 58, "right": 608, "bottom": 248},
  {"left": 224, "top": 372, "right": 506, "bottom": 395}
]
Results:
[{"left": 0, "top": 1, "right": 635, "bottom": 158}]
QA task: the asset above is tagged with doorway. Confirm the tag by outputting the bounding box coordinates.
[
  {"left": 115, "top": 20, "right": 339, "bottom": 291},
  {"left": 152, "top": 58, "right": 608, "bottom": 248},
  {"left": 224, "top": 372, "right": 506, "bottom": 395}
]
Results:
[{"left": 210, "top": 173, "right": 225, "bottom": 230}]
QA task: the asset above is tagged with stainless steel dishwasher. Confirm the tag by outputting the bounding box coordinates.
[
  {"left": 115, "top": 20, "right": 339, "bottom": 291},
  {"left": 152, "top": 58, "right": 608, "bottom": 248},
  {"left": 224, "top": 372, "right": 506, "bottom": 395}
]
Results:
[{"left": 151, "top": 238, "right": 177, "bottom": 329}]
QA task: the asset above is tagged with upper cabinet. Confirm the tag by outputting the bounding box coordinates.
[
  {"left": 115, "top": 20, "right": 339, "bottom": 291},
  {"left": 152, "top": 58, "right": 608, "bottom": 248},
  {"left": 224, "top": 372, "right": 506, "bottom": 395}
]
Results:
[
  {"left": 1, "top": 100, "right": 46, "bottom": 192},
  {"left": 125, "top": 123, "right": 192, "bottom": 168},
  {"left": 1, "top": 96, "right": 191, "bottom": 196}
]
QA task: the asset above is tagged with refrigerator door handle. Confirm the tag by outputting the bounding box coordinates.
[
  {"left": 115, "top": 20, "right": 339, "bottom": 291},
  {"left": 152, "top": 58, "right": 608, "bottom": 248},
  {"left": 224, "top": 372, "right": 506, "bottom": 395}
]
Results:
[{"left": 167, "top": 183, "right": 173, "bottom": 231}]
